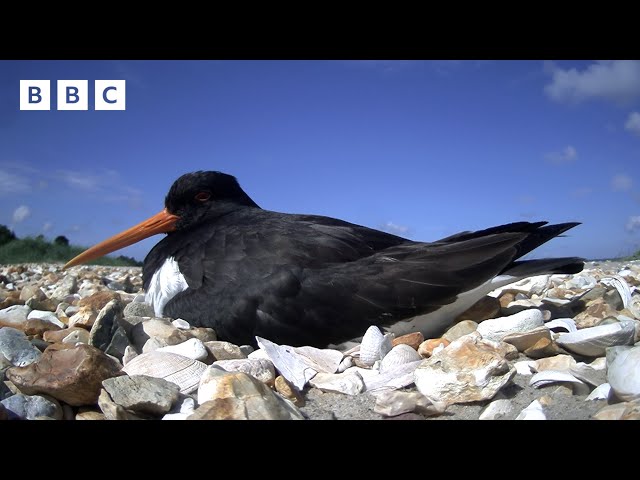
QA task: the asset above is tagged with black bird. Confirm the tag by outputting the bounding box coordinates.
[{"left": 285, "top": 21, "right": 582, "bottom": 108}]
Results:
[{"left": 65, "top": 171, "right": 584, "bottom": 348}]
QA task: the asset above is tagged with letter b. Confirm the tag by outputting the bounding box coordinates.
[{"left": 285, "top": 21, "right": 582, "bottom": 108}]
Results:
[
  {"left": 57, "top": 80, "right": 88, "bottom": 110},
  {"left": 20, "top": 80, "right": 50, "bottom": 110}
]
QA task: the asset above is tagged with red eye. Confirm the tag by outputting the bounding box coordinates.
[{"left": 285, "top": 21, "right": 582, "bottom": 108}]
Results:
[{"left": 195, "top": 192, "right": 211, "bottom": 202}]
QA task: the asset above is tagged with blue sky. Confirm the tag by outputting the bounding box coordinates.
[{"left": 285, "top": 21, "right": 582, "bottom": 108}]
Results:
[{"left": 1, "top": 60, "right": 639, "bottom": 261}]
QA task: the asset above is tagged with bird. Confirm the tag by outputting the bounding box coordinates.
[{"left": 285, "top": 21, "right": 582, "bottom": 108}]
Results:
[{"left": 65, "top": 170, "right": 584, "bottom": 348}]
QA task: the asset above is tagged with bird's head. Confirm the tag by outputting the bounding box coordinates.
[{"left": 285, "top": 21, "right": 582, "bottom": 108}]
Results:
[{"left": 64, "top": 170, "right": 259, "bottom": 268}]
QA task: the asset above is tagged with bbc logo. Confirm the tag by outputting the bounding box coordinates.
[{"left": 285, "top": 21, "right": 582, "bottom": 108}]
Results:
[{"left": 20, "top": 80, "right": 126, "bottom": 111}]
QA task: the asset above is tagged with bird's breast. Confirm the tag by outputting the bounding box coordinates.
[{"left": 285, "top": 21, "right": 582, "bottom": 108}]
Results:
[{"left": 145, "top": 257, "right": 189, "bottom": 317}]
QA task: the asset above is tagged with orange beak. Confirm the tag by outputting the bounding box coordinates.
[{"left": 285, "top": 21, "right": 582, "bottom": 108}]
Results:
[{"left": 64, "top": 209, "right": 179, "bottom": 269}]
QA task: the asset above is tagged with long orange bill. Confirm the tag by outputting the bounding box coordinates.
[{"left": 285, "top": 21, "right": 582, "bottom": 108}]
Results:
[{"left": 64, "top": 209, "right": 179, "bottom": 269}]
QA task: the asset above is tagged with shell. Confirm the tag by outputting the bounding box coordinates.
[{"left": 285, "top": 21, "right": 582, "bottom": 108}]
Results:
[
  {"left": 122, "top": 351, "right": 208, "bottom": 394},
  {"left": 293, "top": 346, "right": 343, "bottom": 373},
  {"left": 606, "top": 345, "right": 640, "bottom": 402},
  {"left": 515, "top": 400, "right": 546, "bottom": 420},
  {"left": 585, "top": 383, "right": 612, "bottom": 401},
  {"left": 359, "top": 326, "right": 392, "bottom": 367},
  {"left": 157, "top": 338, "right": 209, "bottom": 361},
  {"left": 379, "top": 344, "right": 422, "bottom": 373},
  {"left": 255, "top": 336, "right": 316, "bottom": 390},
  {"left": 529, "top": 370, "right": 585, "bottom": 389},
  {"left": 556, "top": 321, "right": 636, "bottom": 357},
  {"left": 601, "top": 275, "right": 632, "bottom": 309},
  {"left": 545, "top": 318, "right": 577, "bottom": 333}
]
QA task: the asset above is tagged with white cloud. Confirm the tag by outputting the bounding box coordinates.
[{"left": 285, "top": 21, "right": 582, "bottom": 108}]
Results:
[
  {"left": 0, "top": 170, "right": 30, "bottom": 195},
  {"left": 627, "top": 216, "right": 640, "bottom": 232},
  {"left": 545, "top": 145, "right": 577, "bottom": 165},
  {"left": 612, "top": 174, "right": 633, "bottom": 192},
  {"left": 42, "top": 222, "right": 53, "bottom": 233},
  {"left": 625, "top": 111, "right": 640, "bottom": 136},
  {"left": 57, "top": 170, "right": 100, "bottom": 190},
  {"left": 545, "top": 60, "right": 640, "bottom": 105},
  {"left": 12, "top": 205, "right": 31, "bottom": 223},
  {"left": 381, "top": 221, "right": 409, "bottom": 235}
]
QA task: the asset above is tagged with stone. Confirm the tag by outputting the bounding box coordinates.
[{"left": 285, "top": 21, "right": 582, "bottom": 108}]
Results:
[
  {"left": 76, "top": 410, "right": 106, "bottom": 420},
  {"left": 476, "top": 309, "right": 545, "bottom": 342},
  {"left": 373, "top": 390, "right": 446, "bottom": 417},
  {"left": 98, "top": 389, "right": 143, "bottom": 420},
  {"left": 309, "top": 370, "right": 365, "bottom": 395},
  {"left": 162, "top": 396, "right": 196, "bottom": 420},
  {"left": 89, "top": 299, "right": 129, "bottom": 360},
  {"left": 502, "top": 327, "right": 552, "bottom": 352},
  {"left": 6, "top": 344, "right": 123, "bottom": 406},
  {"left": 68, "top": 307, "right": 98, "bottom": 329},
  {"left": 455, "top": 295, "right": 501, "bottom": 322},
  {"left": 534, "top": 354, "right": 577, "bottom": 372},
  {"left": 479, "top": 399, "right": 515, "bottom": 420},
  {"left": 1, "top": 393, "right": 63, "bottom": 420},
  {"left": 27, "top": 309, "right": 64, "bottom": 328},
  {"left": 523, "top": 337, "right": 565, "bottom": 359},
  {"left": 157, "top": 338, "right": 209, "bottom": 361},
  {"left": 102, "top": 375, "right": 180, "bottom": 416},
  {"left": 442, "top": 320, "right": 478, "bottom": 342},
  {"left": 171, "top": 319, "right": 191, "bottom": 329},
  {"left": 573, "top": 298, "right": 618, "bottom": 329},
  {"left": 514, "top": 361, "right": 534, "bottom": 375},
  {"left": 592, "top": 401, "right": 640, "bottom": 420},
  {"left": 190, "top": 371, "right": 304, "bottom": 420},
  {"left": 184, "top": 327, "right": 217, "bottom": 343},
  {"left": 414, "top": 333, "right": 515, "bottom": 406},
  {"left": 123, "top": 301, "right": 154, "bottom": 318},
  {"left": 606, "top": 345, "right": 640, "bottom": 402},
  {"left": 131, "top": 318, "right": 192, "bottom": 352},
  {"left": 0, "top": 305, "right": 31, "bottom": 329},
  {"left": 43, "top": 327, "right": 88, "bottom": 343},
  {"left": 19, "top": 285, "right": 43, "bottom": 302},
  {"left": 275, "top": 375, "right": 305, "bottom": 407},
  {"left": 62, "top": 328, "right": 91, "bottom": 345},
  {"left": 391, "top": 332, "right": 424, "bottom": 350},
  {"left": 418, "top": 338, "right": 450, "bottom": 358},
  {"left": 498, "top": 291, "right": 517, "bottom": 308},
  {"left": 122, "top": 345, "right": 138, "bottom": 365},
  {"left": 26, "top": 296, "right": 58, "bottom": 313},
  {"left": 0, "top": 327, "right": 42, "bottom": 366},
  {"left": 214, "top": 358, "right": 276, "bottom": 386},
  {"left": 204, "top": 341, "right": 247, "bottom": 360},
  {"left": 51, "top": 274, "right": 77, "bottom": 302}
]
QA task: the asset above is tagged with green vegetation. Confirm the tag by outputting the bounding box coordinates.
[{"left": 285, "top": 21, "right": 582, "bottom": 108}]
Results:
[{"left": 0, "top": 226, "right": 142, "bottom": 266}]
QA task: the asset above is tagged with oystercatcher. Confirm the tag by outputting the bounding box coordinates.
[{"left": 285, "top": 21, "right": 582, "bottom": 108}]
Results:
[{"left": 65, "top": 171, "right": 584, "bottom": 347}]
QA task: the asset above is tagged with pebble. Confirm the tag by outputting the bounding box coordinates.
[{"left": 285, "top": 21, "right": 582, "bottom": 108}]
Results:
[
  {"left": 0, "top": 327, "right": 42, "bottom": 366},
  {"left": 157, "top": 338, "right": 209, "bottom": 361},
  {"left": 26, "top": 310, "right": 64, "bottom": 328},
  {"left": 275, "top": 375, "right": 305, "bottom": 407},
  {"left": 204, "top": 341, "right": 247, "bottom": 360},
  {"left": 1, "top": 393, "right": 63, "bottom": 420},
  {"left": 102, "top": 375, "right": 180, "bottom": 416},
  {"left": 191, "top": 371, "right": 304, "bottom": 420},
  {"left": 479, "top": 398, "right": 515, "bottom": 420},
  {"left": 515, "top": 399, "right": 546, "bottom": 420},
  {"left": 391, "top": 332, "right": 424, "bottom": 350},
  {"left": 442, "top": 320, "right": 478, "bottom": 342},
  {"left": 476, "top": 309, "right": 545, "bottom": 342},
  {"left": 123, "top": 301, "right": 155, "bottom": 318},
  {"left": 417, "top": 338, "right": 450, "bottom": 358},
  {"left": 414, "top": 333, "right": 515, "bottom": 406},
  {"left": 214, "top": 358, "right": 276, "bottom": 386},
  {"left": 309, "top": 370, "right": 365, "bottom": 396},
  {"left": 373, "top": 390, "right": 446, "bottom": 417},
  {"left": 162, "top": 396, "right": 196, "bottom": 420},
  {"left": 0, "top": 305, "right": 31, "bottom": 329},
  {"left": 6, "top": 344, "right": 122, "bottom": 406}
]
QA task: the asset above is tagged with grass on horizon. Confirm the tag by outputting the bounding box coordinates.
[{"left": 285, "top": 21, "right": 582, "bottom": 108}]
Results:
[{"left": 0, "top": 236, "right": 142, "bottom": 267}]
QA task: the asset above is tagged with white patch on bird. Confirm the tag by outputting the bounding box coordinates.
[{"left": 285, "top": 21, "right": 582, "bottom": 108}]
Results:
[
  {"left": 145, "top": 257, "right": 189, "bottom": 317},
  {"left": 385, "top": 274, "right": 519, "bottom": 338}
]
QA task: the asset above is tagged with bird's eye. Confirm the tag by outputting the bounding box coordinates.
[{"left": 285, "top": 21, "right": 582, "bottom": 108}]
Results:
[{"left": 195, "top": 192, "right": 211, "bottom": 202}]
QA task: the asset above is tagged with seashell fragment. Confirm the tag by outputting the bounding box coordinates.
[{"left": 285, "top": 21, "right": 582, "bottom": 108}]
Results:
[
  {"left": 293, "top": 346, "right": 343, "bottom": 373},
  {"left": 545, "top": 318, "right": 577, "bottom": 333},
  {"left": 556, "top": 321, "right": 636, "bottom": 357},
  {"left": 585, "top": 383, "right": 611, "bottom": 401},
  {"left": 122, "top": 351, "right": 208, "bottom": 394},
  {"left": 515, "top": 400, "right": 546, "bottom": 420},
  {"left": 255, "top": 336, "right": 316, "bottom": 390},
  {"left": 529, "top": 370, "right": 586, "bottom": 390},
  {"left": 379, "top": 344, "right": 421, "bottom": 373},
  {"left": 606, "top": 345, "right": 640, "bottom": 402},
  {"left": 358, "top": 326, "right": 392, "bottom": 367},
  {"left": 601, "top": 275, "right": 632, "bottom": 309}
]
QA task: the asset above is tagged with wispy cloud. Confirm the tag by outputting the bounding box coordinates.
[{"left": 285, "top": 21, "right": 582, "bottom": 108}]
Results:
[
  {"left": 0, "top": 169, "right": 30, "bottom": 195},
  {"left": 544, "top": 60, "right": 640, "bottom": 105},
  {"left": 625, "top": 111, "right": 640, "bottom": 136},
  {"left": 612, "top": 174, "right": 633, "bottom": 192},
  {"left": 626, "top": 216, "right": 640, "bottom": 232},
  {"left": 42, "top": 221, "right": 53, "bottom": 233},
  {"left": 544, "top": 145, "right": 577, "bottom": 165},
  {"left": 56, "top": 170, "right": 101, "bottom": 190},
  {"left": 12, "top": 205, "right": 31, "bottom": 223},
  {"left": 380, "top": 221, "right": 410, "bottom": 236}
]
